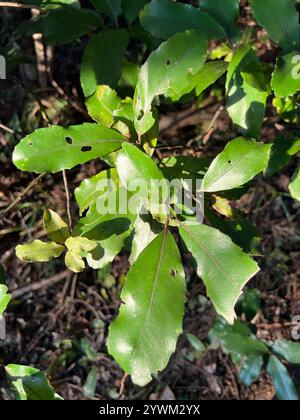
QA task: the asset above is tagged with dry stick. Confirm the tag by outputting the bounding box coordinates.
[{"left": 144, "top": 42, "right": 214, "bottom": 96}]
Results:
[
  {"left": 11, "top": 270, "right": 71, "bottom": 299},
  {"left": 0, "top": 123, "right": 24, "bottom": 136},
  {"left": 0, "top": 173, "right": 44, "bottom": 221},
  {"left": 63, "top": 170, "right": 73, "bottom": 233}
]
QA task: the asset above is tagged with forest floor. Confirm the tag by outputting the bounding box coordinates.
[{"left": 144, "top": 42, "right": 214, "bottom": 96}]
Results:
[{"left": 0, "top": 1, "right": 300, "bottom": 400}]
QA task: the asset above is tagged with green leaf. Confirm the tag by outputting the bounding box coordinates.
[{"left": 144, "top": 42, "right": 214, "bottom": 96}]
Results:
[
  {"left": 13, "top": 123, "right": 125, "bottom": 173},
  {"left": 122, "top": 0, "right": 149, "bottom": 22},
  {"left": 107, "top": 230, "right": 185, "bottom": 386},
  {"left": 83, "top": 367, "right": 99, "bottom": 398},
  {"left": 90, "top": 0, "right": 121, "bottom": 21},
  {"left": 236, "top": 288, "right": 261, "bottom": 321},
  {"left": 203, "top": 137, "right": 271, "bottom": 192},
  {"left": 174, "top": 60, "right": 228, "bottom": 100},
  {"left": 249, "top": 0, "right": 299, "bottom": 53},
  {"left": 129, "top": 212, "right": 162, "bottom": 264},
  {"left": 75, "top": 168, "right": 119, "bottom": 216},
  {"left": 16, "top": 240, "right": 64, "bottom": 263},
  {"left": 289, "top": 168, "right": 300, "bottom": 200},
  {"left": 226, "top": 46, "right": 269, "bottom": 138},
  {"left": 266, "top": 136, "right": 300, "bottom": 177},
  {"left": 5, "top": 364, "right": 62, "bottom": 401},
  {"left": 139, "top": 0, "right": 225, "bottom": 41},
  {"left": 267, "top": 356, "right": 299, "bottom": 400},
  {"left": 239, "top": 355, "right": 263, "bottom": 386},
  {"left": 134, "top": 30, "right": 207, "bottom": 135},
  {"left": 160, "top": 155, "right": 211, "bottom": 183},
  {"left": 43, "top": 209, "right": 69, "bottom": 244},
  {"left": 0, "top": 285, "right": 11, "bottom": 317},
  {"left": 86, "top": 86, "right": 122, "bottom": 127},
  {"left": 65, "top": 237, "right": 98, "bottom": 256},
  {"left": 272, "top": 340, "right": 300, "bottom": 364},
  {"left": 81, "top": 30, "right": 129, "bottom": 97},
  {"left": 65, "top": 250, "right": 85, "bottom": 273},
  {"left": 16, "top": 7, "right": 100, "bottom": 45},
  {"left": 186, "top": 334, "right": 206, "bottom": 354},
  {"left": 271, "top": 52, "right": 300, "bottom": 97},
  {"left": 201, "top": 0, "right": 240, "bottom": 40},
  {"left": 179, "top": 222, "right": 259, "bottom": 324}
]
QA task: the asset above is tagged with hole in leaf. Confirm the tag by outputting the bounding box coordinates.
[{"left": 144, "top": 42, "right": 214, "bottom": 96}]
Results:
[
  {"left": 65, "top": 136, "right": 73, "bottom": 144},
  {"left": 28, "top": 141, "right": 32, "bottom": 146},
  {"left": 137, "top": 109, "right": 144, "bottom": 121},
  {"left": 166, "top": 60, "right": 171, "bottom": 66},
  {"left": 81, "top": 146, "right": 92, "bottom": 152},
  {"left": 170, "top": 268, "right": 177, "bottom": 277},
  {"left": 228, "top": 160, "right": 232, "bottom": 164}
]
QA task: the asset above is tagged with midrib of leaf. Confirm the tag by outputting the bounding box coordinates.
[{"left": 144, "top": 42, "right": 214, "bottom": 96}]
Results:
[
  {"left": 204, "top": 148, "right": 256, "bottom": 191},
  {"left": 130, "top": 226, "right": 168, "bottom": 362},
  {"left": 179, "top": 222, "right": 235, "bottom": 286}
]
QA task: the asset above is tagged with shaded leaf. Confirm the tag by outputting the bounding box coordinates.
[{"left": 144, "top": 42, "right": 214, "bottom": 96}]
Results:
[
  {"left": 272, "top": 340, "right": 300, "bottom": 364},
  {"left": 236, "top": 288, "right": 261, "bottom": 321},
  {"left": 90, "top": 0, "right": 122, "bottom": 21},
  {"left": 140, "top": 0, "right": 225, "bottom": 41},
  {"left": 122, "top": 0, "right": 149, "bottom": 22},
  {"left": 107, "top": 230, "right": 185, "bottom": 386},
  {"left": 266, "top": 136, "right": 300, "bottom": 177},
  {"left": 203, "top": 137, "right": 271, "bottom": 192},
  {"left": 201, "top": 0, "right": 240, "bottom": 40},
  {"left": 6, "top": 364, "right": 62, "bottom": 401},
  {"left": 83, "top": 367, "right": 99, "bottom": 398},
  {"left": 13, "top": 123, "right": 125, "bottom": 173},
  {"left": 179, "top": 222, "right": 259, "bottom": 323},
  {"left": 81, "top": 30, "right": 129, "bottom": 97},
  {"left": 16, "top": 240, "right": 64, "bottom": 263},
  {"left": 249, "top": 0, "right": 299, "bottom": 52},
  {"left": 267, "top": 356, "right": 299, "bottom": 400},
  {"left": 239, "top": 355, "right": 263, "bottom": 387}
]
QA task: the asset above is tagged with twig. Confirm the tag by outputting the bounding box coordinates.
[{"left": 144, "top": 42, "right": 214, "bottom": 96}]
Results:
[
  {"left": 0, "top": 2, "right": 41, "bottom": 10},
  {"left": 63, "top": 170, "right": 73, "bottom": 233},
  {"left": 119, "top": 373, "right": 128, "bottom": 400},
  {"left": 0, "top": 123, "right": 24, "bottom": 136},
  {"left": 0, "top": 173, "right": 44, "bottom": 221},
  {"left": 11, "top": 270, "right": 71, "bottom": 299}
]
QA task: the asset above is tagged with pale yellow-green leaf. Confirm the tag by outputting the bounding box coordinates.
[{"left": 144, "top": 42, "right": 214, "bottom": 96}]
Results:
[
  {"left": 65, "top": 237, "right": 98, "bottom": 257},
  {"left": 43, "top": 209, "right": 70, "bottom": 244},
  {"left": 65, "top": 250, "right": 85, "bottom": 273},
  {"left": 16, "top": 240, "right": 64, "bottom": 263}
]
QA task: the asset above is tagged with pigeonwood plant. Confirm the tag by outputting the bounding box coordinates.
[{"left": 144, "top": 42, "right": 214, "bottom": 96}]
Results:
[{"left": 8, "top": 0, "right": 300, "bottom": 388}]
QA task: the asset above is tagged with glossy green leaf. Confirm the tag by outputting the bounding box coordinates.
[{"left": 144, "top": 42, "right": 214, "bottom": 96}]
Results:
[
  {"left": 239, "top": 355, "right": 263, "bottom": 386},
  {"left": 81, "top": 30, "right": 129, "bottom": 97},
  {"left": 289, "top": 168, "right": 300, "bottom": 200},
  {"left": 160, "top": 155, "right": 211, "bottom": 183},
  {"left": 174, "top": 61, "right": 228, "bottom": 100},
  {"left": 86, "top": 86, "right": 121, "bottom": 127},
  {"left": 266, "top": 136, "right": 300, "bottom": 177},
  {"left": 5, "top": 364, "right": 62, "bottom": 401},
  {"left": 75, "top": 168, "right": 119, "bottom": 216},
  {"left": 107, "top": 230, "right": 185, "bottom": 386},
  {"left": 16, "top": 7, "right": 100, "bottom": 45},
  {"left": 226, "top": 46, "right": 268, "bottom": 138},
  {"left": 13, "top": 123, "right": 125, "bottom": 173},
  {"left": 122, "top": 0, "right": 149, "bottom": 22},
  {"left": 140, "top": 0, "right": 225, "bottom": 41},
  {"left": 201, "top": 0, "right": 240, "bottom": 40},
  {"left": 179, "top": 222, "right": 259, "bottom": 323},
  {"left": 43, "top": 209, "right": 69, "bottom": 244},
  {"left": 249, "top": 0, "right": 299, "bottom": 52},
  {"left": 16, "top": 240, "right": 64, "bottom": 263},
  {"left": 267, "top": 356, "right": 299, "bottom": 400},
  {"left": 90, "top": 0, "right": 122, "bottom": 21},
  {"left": 65, "top": 250, "right": 85, "bottom": 273},
  {"left": 272, "top": 340, "right": 300, "bottom": 364},
  {"left": 134, "top": 30, "right": 207, "bottom": 135},
  {"left": 203, "top": 137, "right": 271, "bottom": 192},
  {"left": 0, "top": 285, "right": 11, "bottom": 317},
  {"left": 86, "top": 232, "right": 129, "bottom": 269},
  {"left": 129, "top": 212, "right": 162, "bottom": 264},
  {"left": 271, "top": 52, "right": 300, "bottom": 97}
]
